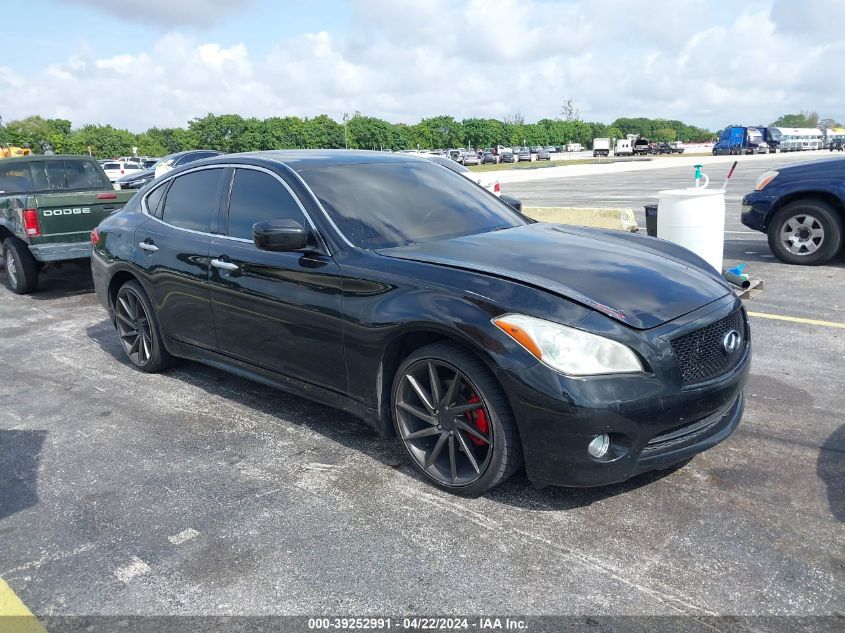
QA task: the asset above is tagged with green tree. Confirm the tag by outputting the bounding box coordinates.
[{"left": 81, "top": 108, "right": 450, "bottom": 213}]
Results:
[
  {"left": 188, "top": 113, "right": 250, "bottom": 152},
  {"left": 2, "top": 116, "right": 72, "bottom": 152},
  {"left": 303, "top": 115, "right": 345, "bottom": 149},
  {"left": 64, "top": 124, "right": 136, "bottom": 158},
  {"left": 770, "top": 111, "right": 819, "bottom": 128},
  {"left": 416, "top": 116, "right": 463, "bottom": 149}
]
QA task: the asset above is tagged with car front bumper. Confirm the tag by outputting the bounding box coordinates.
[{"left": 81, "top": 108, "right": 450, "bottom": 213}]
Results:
[
  {"left": 740, "top": 192, "right": 777, "bottom": 232},
  {"left": 495, "top": 302, "right": 751, "bottom": 487}
]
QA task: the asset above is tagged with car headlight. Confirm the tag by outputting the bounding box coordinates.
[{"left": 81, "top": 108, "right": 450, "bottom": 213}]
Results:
[
  {"left": 493, "top": 314, "right": 643, "bottom": 376},
  {"left": 754, "top": 170, "right": 778, "bottom": 190}
]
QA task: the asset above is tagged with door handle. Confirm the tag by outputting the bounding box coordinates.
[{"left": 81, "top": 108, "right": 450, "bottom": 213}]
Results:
[
  {"left": 138, "top": 241, "right": 158, "bottom": 252},
  {"left": 211, "top": 258, "right": 239, "bottom": 272}
]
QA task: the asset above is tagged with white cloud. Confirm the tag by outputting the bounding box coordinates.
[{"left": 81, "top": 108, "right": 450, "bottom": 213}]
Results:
[
  {"left": 64, "top": 0, "right": 255, "bottom": 27},
  {"left": 3, "top": 0, "right": 844, "bottom": 132}
]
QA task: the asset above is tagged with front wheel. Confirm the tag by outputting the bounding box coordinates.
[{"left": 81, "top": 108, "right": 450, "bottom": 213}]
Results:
[
  {"left": 114, "top": 280, "right": 173, "bottom": 372},
  {"left": 767, "top": 200, "right": 844, "bottom": 265},
  {"left": 391, "top": 343, "right": 522, "bottom": 495}
]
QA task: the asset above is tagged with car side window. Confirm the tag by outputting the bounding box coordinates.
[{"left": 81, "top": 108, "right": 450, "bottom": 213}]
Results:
[
  {"left": 226, "top": 169, "right": 308, "bottom": 241},
  {"left": 145, "top": 183, "right": 168, "bottom": 219},
  {"left": 160, "top": 168, "right": 223, "bottom": 233}
]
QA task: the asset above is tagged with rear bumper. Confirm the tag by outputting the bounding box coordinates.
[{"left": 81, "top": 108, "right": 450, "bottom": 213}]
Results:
[{"left": 28, "top": 241, "right": 92, "bottom": 262}]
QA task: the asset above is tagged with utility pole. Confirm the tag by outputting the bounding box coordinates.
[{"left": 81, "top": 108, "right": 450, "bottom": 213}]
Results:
[{"left": 343, "top": 112, "right": 349, "bottom": 149}]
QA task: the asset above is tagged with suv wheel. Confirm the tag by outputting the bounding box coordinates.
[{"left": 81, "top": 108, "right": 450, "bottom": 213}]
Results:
[
  {"left": 2, "top": 237, "right": 40, "bottom": 294},
  {"left": 767, "top": 200, "right": 844, "bottom": 265},
  {"left": 391, "top": 343, "right": 522, "bottom": 495}
]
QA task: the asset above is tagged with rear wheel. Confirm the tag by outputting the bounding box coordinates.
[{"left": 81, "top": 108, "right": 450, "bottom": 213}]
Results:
[
  {"left": 767, "top": 200, "right": 844, "bottom": 265},
  {"left": 391, "top": 343, "right": 522, "bottom": 495},
  {"left": 2, "top": 238, "right": 39, "bottom": 294},
  {"left": 114, "top": 280, "right": 173, "bottom": 372}
]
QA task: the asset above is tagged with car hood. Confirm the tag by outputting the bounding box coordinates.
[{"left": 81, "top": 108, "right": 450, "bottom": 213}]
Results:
[
  {"left": 116, "top": 169, "right": 154, "bottom": 183},
  {"left": 377, "top": 223, "right": 731, "bottom": 329}
]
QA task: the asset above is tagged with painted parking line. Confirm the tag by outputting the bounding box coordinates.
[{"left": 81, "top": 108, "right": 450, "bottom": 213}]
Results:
[
  {"left": 0, "top": 579, "right": 47, "bottom": 633},
  {"left": 747, "top": 311, "right": 845, "bottom": 329}
]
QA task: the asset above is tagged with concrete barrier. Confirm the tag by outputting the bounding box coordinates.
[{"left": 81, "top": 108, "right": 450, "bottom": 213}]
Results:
[{"left": 523, "top": 207, "right": 639, "bottom": 232}]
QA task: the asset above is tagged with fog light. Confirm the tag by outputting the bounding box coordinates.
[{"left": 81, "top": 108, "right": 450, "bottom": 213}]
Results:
[{"left": 588, "top": 434, "right": 610, "bottom": 459}]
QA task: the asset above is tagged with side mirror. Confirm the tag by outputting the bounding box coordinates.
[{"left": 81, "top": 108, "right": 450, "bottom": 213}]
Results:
[
  {"left": 500, "top": 194, "right": 522, "bottom": 212},
  {"left": 253, "top": 219, "right": 311, "bottom": 252}
]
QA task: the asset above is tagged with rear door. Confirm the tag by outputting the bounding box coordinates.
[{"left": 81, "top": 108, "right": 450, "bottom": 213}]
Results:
[
  {"left": 133, "top": 166, "right": 228, "bottom": 350},
  {"left": 208, "top": 166, "right": 346, "bottom": 392}
]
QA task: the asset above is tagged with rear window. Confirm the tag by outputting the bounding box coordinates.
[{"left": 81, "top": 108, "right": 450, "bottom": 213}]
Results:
[
  {"left": 0, "top": 159, "right": 111, "bottom": 193},
  {"left": 160, "top": 168, "right": 223, "bottom": 233},
  {"left": 103, "top": 162, "right": 121, "bottom": 170}
]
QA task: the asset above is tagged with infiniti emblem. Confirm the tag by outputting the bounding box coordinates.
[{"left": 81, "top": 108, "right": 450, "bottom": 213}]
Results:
[{"left": 723, "top": 330, "right": 742, "bottom": 354}]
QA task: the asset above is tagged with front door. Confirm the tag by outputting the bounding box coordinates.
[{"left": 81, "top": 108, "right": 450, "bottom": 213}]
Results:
[{"left": 208, "top": 167, "right": 346, "bottom": 393}]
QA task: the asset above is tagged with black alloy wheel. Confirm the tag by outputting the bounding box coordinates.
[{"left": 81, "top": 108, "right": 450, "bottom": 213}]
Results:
[
  {"left": 114, "top": 280, "right": 172, "bottom": 372},
  {"left": 392, "top": 343, "right": 521, "bottom": 495}
]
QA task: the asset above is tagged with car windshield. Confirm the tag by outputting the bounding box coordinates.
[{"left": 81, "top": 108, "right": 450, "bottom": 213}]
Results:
[{"left": 298, "top": 161, "right": 526, "bottom": 249}]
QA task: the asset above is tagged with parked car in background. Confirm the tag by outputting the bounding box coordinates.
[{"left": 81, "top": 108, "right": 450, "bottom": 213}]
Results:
[
  {"left": 462, "top": 151, "right": 480, "bottom": 166},
  {"left": 423, "top": 154, "right": 501, "bottom": 196},
  {"left": 829, "top": 139, "right": 844, "bottom": 152},
  {"left": 447, "top": 149, "right": 461, "bottom": 162},
  {"left": 537, "top": 148, "right": 551, "bottom": 161},
  {"left": 565, "top": 143, "right": 583, "bottom": 152},
  {"left": 481, "top": 151, "right": 498, "bottom": 164},
  {"left": 91, "top": 150, "right": 748, "bottom": 494},
  {"left": 500, "top": 151, "right": 516, "bottom": 163},
  {"left": 142, "top": 159, "right": 159, "bottom": 169},
  {"left": 102, "top": 160, "right": 144, "bottom": 183},
  {"left": 0, "top": 155, "right": 133, "bottom": 293},
  {"left": 741, "top": 156, "right": 845, "bottom": 265},
  {"left": 116, "top": 169, "right": 155, "bottom": 190},
  {"left": 517, "top": 148, "right": 532, "bottom": 162},
  {"left": 545, "top": 145, "right": 558, "bottom": 153},
  {"left": 154, "top": 150, "right": 224, "bottom": 178}
]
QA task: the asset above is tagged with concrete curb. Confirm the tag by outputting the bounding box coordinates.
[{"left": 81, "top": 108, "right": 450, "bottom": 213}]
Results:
[{"left": 523, "top": 207, "right": 639, "bottom": 232}]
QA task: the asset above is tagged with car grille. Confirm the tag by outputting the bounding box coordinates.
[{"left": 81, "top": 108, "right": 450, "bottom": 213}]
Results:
[{"left": 670, "top": 309, "right": 747, "bottom": 386}]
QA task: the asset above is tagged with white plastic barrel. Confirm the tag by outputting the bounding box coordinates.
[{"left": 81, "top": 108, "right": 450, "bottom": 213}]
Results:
[{"left": 656, "top": 188, "right": 726, "bottom": 273}]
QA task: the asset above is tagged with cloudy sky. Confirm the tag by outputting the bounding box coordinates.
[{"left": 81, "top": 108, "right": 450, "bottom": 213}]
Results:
[{"left": 2, "top": 0, "right": 843, "bottom": 132}]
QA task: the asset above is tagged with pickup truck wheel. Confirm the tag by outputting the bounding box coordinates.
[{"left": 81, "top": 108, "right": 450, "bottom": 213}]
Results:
[
  {"left": 2, "top": 238, "right": 40, "bottom": 294},
  {"left": 114, "top": 280, "right": 173, "bottom": 372},
  {"left": 768, "top": 200, "right": 844, "bottom": 265}
]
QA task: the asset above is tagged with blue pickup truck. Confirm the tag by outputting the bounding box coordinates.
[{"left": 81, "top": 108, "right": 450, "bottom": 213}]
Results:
[{"left": 741, "top": 157, "right": 845, "bottom": 265}]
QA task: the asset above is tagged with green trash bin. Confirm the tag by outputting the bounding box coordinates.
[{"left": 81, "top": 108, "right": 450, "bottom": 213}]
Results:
[{"left": 644, "top": 204, "right": 658, "bottom": 237}]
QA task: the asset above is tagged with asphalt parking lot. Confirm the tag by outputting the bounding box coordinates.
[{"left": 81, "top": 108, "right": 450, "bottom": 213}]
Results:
[{"left": 1, "top": 155, "right": 843, "bottom": 626}]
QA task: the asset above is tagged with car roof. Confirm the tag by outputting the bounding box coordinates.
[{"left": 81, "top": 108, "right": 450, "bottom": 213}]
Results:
[
  {"left": 196, "top": 149, "right": 434, "bottom": 172},
  {"left": 0, "top": 154, "right": 95, "bottom": 164}
]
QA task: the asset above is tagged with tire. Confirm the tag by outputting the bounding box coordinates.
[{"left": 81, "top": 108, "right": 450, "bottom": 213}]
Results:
[
  {"left": 113, "top": 279, "right": 173, "bottom": 372},
  {"left": 767, "top": 200, "right": 844, "bottom": 265},
  {"left": 391, "top": 342, "right": 522, "bottom": 495},
  {"left": 2, "top": 237, "right": 39, "bottom": 294}
]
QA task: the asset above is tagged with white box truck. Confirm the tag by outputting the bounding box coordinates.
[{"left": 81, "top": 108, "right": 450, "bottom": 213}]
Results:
[
  {"left": 615, "top": 139, "right": 633, "bottom": 156},
  {"left": 592, "top": 138, "right": 611, "bottom": 157}
]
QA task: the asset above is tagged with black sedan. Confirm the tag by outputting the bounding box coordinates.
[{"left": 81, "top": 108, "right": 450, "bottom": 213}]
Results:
[
  {"left": 92, "top": 151, "right": 749, "bottom": 495},
  {"left": 481, "top": 151, "right": 498, "bottom": 164}
]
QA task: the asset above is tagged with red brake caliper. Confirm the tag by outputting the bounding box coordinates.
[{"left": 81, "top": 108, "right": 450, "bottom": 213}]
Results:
[{"left": 464, "top": 395, "right": 488, "bottom": 446}]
